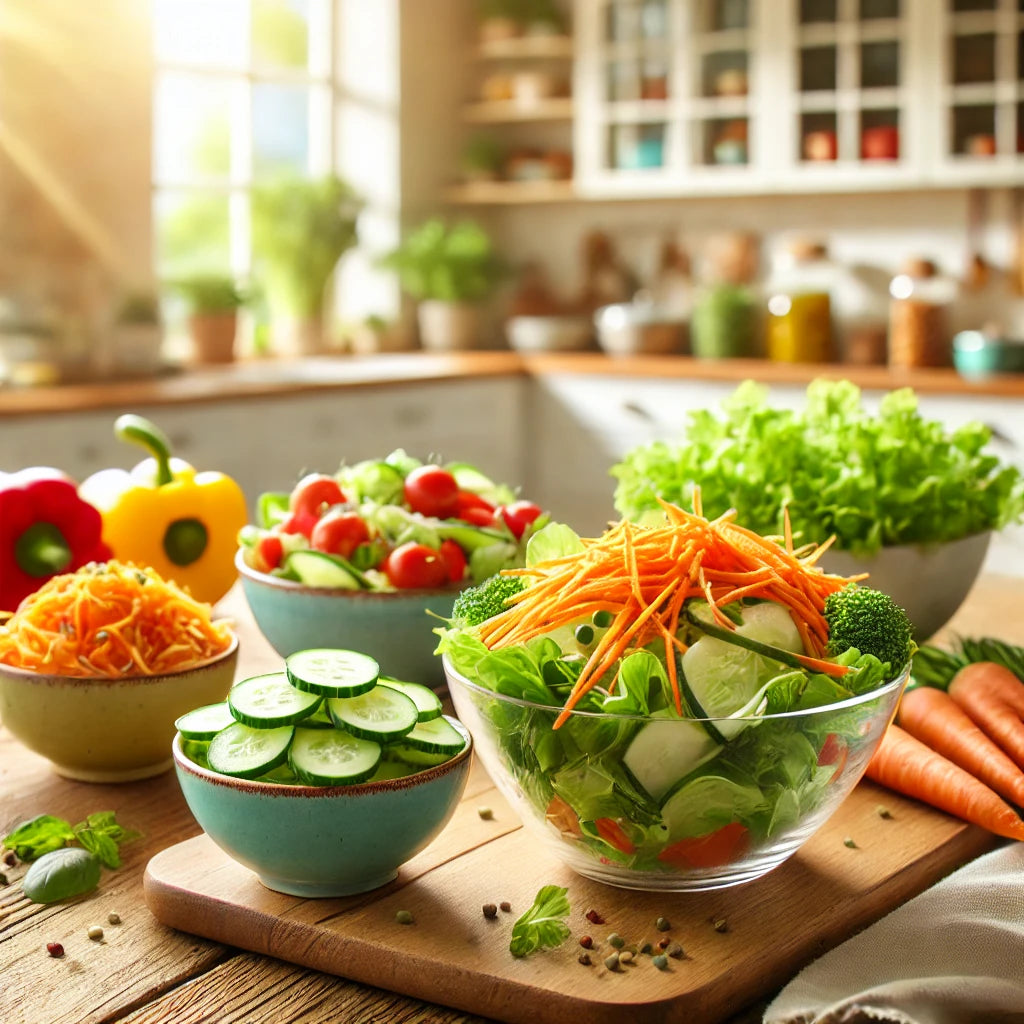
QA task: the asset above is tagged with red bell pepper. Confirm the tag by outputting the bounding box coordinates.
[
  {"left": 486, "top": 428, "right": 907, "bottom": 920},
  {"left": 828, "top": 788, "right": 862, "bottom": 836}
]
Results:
[{"left": 0, "top": 468, "right": 112, "bottom": 612}]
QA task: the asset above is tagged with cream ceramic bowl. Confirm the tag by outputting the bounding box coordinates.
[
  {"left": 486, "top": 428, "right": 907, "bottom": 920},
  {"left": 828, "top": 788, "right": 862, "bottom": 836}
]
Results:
[{"left": 0, "top": 637, "right": 239, "bottom": 782}]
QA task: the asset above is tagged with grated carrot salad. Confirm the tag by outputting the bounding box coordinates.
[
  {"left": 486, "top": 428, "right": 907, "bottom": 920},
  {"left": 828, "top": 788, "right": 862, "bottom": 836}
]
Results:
[
  {"left": 479, "top": 497, "right": 862, "bottom": 727},
  {"left": 0, "top": 561, "right": 234, "bottom": 677}
]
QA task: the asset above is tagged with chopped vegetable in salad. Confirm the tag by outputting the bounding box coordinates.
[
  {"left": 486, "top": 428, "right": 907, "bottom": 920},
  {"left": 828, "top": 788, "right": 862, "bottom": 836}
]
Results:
[{"left": 436, "top": 499, "right": 915, "bottom": 875}]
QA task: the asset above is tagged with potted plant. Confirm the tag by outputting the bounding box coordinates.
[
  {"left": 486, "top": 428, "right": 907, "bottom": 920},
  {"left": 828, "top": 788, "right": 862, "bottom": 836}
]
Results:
[
  {"left": 251, "top": 174, "right": 362, "bottom": 357},
  {"left": 110, "top": 290, "right": 164, "bottom": 377},
  {"left": 346, "top": 314, "right": 413, "bottom": 355},
  {"left": 170, "top": 274, "right": 249, "bottom": 364},
  {"left": 460, "top": 135, "right": 504, "bottom": 183},
  {"left": 378, "top": 219, "right": 504, "bottom": 351},
  {"left": 477, "top": 0, "right": 522, "bottom": 42}
]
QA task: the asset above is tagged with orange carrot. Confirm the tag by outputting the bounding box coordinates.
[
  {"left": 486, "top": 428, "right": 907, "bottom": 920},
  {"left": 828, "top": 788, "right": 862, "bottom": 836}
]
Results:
[
  {"left": 897, "top": 685, "right": 1024, "bottom": 809},
  {"left": 949, "top": 662, "right": 1024, "bottom": 773},
  {"left": 865, "top": 724, "right": 1024, "bottom": 841}
]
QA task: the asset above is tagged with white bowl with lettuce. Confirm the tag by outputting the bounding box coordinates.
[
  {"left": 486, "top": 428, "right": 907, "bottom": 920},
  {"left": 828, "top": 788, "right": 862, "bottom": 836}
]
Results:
[
  {"left": 611, "top": 380, "right": 1024, "bottom": 640},
  {"left": 436, "top": 520, "right": 914, "bottom": 892}
]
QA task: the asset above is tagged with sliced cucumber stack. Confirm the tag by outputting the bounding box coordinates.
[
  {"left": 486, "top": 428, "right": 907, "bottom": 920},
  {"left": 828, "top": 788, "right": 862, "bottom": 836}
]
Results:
[
  {"left": 286, "top": 648, "right": 380, "bottom": 698},
  {"left": 229, "top": 672, "right": 323, "bottom": 728},
  {"left": 327, "top": 686, "right": 419, "bottom": 742}
]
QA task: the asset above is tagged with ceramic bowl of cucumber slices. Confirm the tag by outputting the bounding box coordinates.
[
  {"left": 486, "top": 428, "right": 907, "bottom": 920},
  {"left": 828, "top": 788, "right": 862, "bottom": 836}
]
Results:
[
  {"left": 236, "top": 450, "right": 548, "bottom": 686},
  {"left": 172, "top": 647, "right": 472, "bottom": 897}
]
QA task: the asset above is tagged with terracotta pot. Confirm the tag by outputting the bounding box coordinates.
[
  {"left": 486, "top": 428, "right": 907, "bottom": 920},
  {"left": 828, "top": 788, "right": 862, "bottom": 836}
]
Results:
[
  {"left": 417, "top": 301, "right": 481, "bottom": 351},
  {"left": 189, "top": 311, "right": 238, "bottom": 364}
]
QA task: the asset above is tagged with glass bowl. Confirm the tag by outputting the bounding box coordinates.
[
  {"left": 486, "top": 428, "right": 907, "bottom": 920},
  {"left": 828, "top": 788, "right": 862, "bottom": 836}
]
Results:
[{"left": 442, "top": 655, "right": 909, "bottom": 892}]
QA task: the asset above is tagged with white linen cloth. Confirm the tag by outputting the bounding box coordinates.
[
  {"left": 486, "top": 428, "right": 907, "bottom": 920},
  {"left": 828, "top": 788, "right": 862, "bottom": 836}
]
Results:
[{"left": 764, "top": 841, "right": 1024, "bottom": 1024}]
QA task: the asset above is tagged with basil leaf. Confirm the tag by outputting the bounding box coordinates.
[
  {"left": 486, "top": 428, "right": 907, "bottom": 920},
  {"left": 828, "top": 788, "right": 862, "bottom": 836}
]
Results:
[
  {"left": 509, "top": 884, "right": 571, "bottom": 958},
  {"left": 22, "top": 848, "right": 101, "bottom": 904},
  {"left": 2, "top": 815, "right": 75, "bottom": 861},
  {"left": 75, "top": 829, "right": 122, "bottom": 870}
]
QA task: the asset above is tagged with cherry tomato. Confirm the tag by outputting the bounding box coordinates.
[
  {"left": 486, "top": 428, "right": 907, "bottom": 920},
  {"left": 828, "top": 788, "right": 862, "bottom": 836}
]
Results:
[
  {"left": 403, "top": 465, "right": 460, "bottom": 519},
  {"left": 383, "top": 542, "right": 448, "bottom": 589},
  {"left": 310, "top": 509, "right": 371, "bottom": 559},
  {"left": 455, "top": 489, "right": 494, "bottom": 516},
  {"left": 656, "top": 823, "right": 750, "bottom": 870},
  {"left": 289, "top": 473, "right": 345, "bottom": 518},
  {"left": 280, "top": 510, "right": 318, "bottom": 538},
  {"left": 438, "top": 538, "right": 468, "bottom": 582},
  {"left": 460, "top": 506, "right": 498, "bottom": 528},
  {"left": 253, "top": 533, "right": 284, "bottom": 573},
  {"left": 592, "top": 817, "right": 636, "bottom": 855},
  {"left": 500, "top": 500, "right": 543, "bottom": 540}
]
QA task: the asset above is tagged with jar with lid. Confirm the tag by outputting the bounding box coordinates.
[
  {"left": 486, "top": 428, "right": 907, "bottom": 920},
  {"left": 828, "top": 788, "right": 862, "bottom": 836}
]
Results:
[
  {"left": 690, "top": 232, "right": 761, "bottom": 359},
  {"left": 888, "top": 258, "right": 957, "bottom": 369},
  {"left": 765, "top": 239, "right": 835, "bottom": 363},
  {"left": 832, "top": 264, "right": 890, "bottom": 366}
]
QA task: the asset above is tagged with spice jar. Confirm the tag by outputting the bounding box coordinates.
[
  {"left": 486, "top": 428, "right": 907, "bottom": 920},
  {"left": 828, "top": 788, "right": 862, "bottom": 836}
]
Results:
[
  {"left": 691, "top": 232, "right": 761, "bottom": 359},
  {"left": 888, "top": 258, "right": 957, "bottom": 369},
  {"left": 765, "top": 239, "right": 835, "bottom": 363}
]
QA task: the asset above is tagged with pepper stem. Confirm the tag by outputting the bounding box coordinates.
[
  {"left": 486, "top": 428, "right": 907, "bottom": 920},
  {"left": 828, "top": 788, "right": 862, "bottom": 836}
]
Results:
[
  {"left": 15, "top": 523, "right": 73, "bottom": 578},
  {"left": 114, "top": 414, "right": 174, "bottom": 486}
]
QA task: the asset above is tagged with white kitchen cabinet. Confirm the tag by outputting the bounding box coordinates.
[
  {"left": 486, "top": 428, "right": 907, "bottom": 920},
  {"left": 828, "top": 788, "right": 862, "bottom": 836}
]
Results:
[{"left": 571, "top": 0, "right": 1024, "bottom": 198}]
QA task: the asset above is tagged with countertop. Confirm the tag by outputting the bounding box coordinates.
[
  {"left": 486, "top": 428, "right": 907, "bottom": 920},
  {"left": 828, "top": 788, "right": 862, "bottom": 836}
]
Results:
[
  {"left": 1, "top": 573, "right": 1021, "bottom": 1024},
  {"left": 3, "top": 351, "right": 1024, "bottom": 417}
]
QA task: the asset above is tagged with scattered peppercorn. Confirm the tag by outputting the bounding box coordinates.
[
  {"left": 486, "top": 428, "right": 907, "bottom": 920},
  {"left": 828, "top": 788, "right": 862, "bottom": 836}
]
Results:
[
  {"left": 607, "top": 933, "right": 625, "bottom": 949},
  {"left": 395, "top": 910, "right": 414, "bottom": 925},
  {"left": 499, "top": 901, "right": 511, "bottom": 913},
  {"left": 107, "top": 912, "right": 121, "bottom": 925},
  {"left": 639, "top": 941, "right": 654, "bottom": 955},
  {"left": 655, "top": 916, "right": 671, "bottom": 932},
  {"left": 876, "top": 806, "right": 893, "bottom": 820},
  {"left": 619, "top": 950, "right": 634, "bottom": 965},
  {"left": 652, "top": 954, "right": 669, "bottom": 971},
  {"left": 477, "top": 807, "right": 494, "bottom": 821},
  {"left": 604, "top": 953, "right": 620, "bottom": 971},
  {"left": 585, "top": 908, "right": 605, "bottom": 924},
  {"left": 578, "top": 952, "right": 592, "bottom": 966},
  {"left": 657, "top": 937, "right": 671, "bottom": 950},
  {"left": 482, "top": 903, "right": 498, "bottom": 919},
  {"left": 844, "top": 837, "right": 858, "bottom": 849},
  {"left": 3, "top": 850, "right": 16, "bottom": 866},
  {"left": 87, "top": 926, "right": 104, "bottom": 942},
  {"left": 713, "top": 918, "right": 728, "bottom": 933},
  {"left": 579, "top": 935, "right": 594, "bottom": 949},
  {"left": 667, "top": 942, "right": 684, "bottom": 959},
  {"left": 46, "top": 942, "right": 64, "bottom": 958}
]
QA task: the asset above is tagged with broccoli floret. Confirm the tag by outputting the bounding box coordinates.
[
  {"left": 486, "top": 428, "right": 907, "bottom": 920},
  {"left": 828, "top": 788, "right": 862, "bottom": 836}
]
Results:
[
  {"left": 824, "top": 585, "right": 915, "bottom": 671},
  {"left": 451, "top": 574, "right": 526, "bottom": 627}
]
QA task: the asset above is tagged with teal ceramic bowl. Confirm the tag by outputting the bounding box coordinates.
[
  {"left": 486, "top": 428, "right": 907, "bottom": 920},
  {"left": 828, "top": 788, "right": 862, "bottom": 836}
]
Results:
[
  {"left": 172, "top": 724, "right": 472, "bottom": 897},
  {"left": 236, "top": 550, "right": 460, "bottom": 687}
]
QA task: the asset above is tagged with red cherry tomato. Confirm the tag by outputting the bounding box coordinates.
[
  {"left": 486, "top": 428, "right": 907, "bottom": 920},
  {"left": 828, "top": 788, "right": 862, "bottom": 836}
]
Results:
[
  {"left": 289, "top": 473, "right": 345, "bottom": 518},
  {"left": 438, "top": 538, "right": 468, "bottom": 583},
  {"left": 310, "top": 510, "right": 371, "bottom": 559},
  {"left": 460, "top": 506, "right": 498, "bottom": 528},
  {"left": 656, "top": 823, "right": 750, "bottom": 870},
  {"left": 500, "top": 500, "right": 543, "bottom": 540},
  {"left": 593, "top": 817, "right": 636, "bottom": 855},
  {"left": 280, "top": 510, "right": 318, "bottom": 538},
  {"left": 253, "top": 533, "right": 284, "bottom": 573},
  {"left": 383, "top": 542, "right": 448, "bottom": 589},
  {"left": 455, "top": 489, "right": 495, "bottom": 516},
  {"left": 403, "top": 465, "right": 460, "bottom": 519}
]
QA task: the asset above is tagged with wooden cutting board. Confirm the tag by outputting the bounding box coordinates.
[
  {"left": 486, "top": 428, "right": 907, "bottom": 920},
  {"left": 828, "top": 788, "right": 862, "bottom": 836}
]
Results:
[{"left": 144, "top": 760, "right": 997, "bottom": 1024}]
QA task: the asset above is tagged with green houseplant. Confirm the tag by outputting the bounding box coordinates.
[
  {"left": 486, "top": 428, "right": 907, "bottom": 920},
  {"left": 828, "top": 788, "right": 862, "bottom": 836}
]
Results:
[
  {"left": 251, "top": 174, "right": 362, "bottom": 356},
  {"left": 379, "top": 219, "right": 504, "bottom": 351},
  {"left": 109, "top": 289, "right": 164, "bottom": 378},
  {"left": 170, "top": 274, "right": 249, "bottom": 364}
]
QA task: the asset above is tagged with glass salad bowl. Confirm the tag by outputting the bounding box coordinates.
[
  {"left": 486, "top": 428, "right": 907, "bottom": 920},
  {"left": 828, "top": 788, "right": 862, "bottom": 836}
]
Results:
[{"left": 441, "top": 656, "right": 909, "bottom": 892}]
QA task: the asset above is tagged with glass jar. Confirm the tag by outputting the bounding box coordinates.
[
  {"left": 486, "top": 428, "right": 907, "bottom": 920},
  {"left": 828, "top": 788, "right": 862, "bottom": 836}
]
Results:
[
  {"left": 691, "top": 232, "right": 761, "bottom": 359},
  {"left": 888, "top": 258, "right": 957, "bottom": 369},
  {"left": 765, "top": 240, "right": 835, "bottom": 363}
]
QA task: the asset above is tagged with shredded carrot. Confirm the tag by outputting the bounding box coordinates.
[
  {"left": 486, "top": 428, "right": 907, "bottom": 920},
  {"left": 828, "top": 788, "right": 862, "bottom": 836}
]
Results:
[
  {"left": 0, "top": 560, "right": 234, "bottom": 677},
  {"left": 478, "top": 497, "right": 858, "bottom": 728}
]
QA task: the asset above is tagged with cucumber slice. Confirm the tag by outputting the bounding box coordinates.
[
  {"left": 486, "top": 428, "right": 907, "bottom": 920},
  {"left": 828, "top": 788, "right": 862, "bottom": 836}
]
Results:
[
  {"left": 208, "top": 722, "right": 294, "bottom": 779},
  {"left": 284, "top": 550, "right": 366, "bottom": 589},
  {"left": 288, "top": 726, "right": 381, "bottom": 785},
  {"left": 401, "top": 714, "right": 467, "bottom": 755},
  {"left": 286, "top": 648, "right": 380, "bottom": 698},
  {"left": 435, "top": 521, "right": 510, "bottom": 552},
  {"left": 367, "top": 759, "right": 419, "bottom": 782},
  {"left": 378, "top": 677, "right": 443, "bottom": 722},
  {"left": 444, "top": 462, "right": 515, "bottom": 505},
  {"left": 327, "top": 686, "right": 419, "bottom": 742},
  {"left": 384, "top": 742, "right": 454, "bottom": 768},
  {"left": 622, "top": 710, "right": 722, "bottom": 802},
  {"left": 228, "top": 672, "right": 322, "bottom": 728},
  {"left": 341, "top": 459, "right": 405, "bottom": 504},
  {"left": 175, "top": 701, "right": 236, "bottom": 740}
]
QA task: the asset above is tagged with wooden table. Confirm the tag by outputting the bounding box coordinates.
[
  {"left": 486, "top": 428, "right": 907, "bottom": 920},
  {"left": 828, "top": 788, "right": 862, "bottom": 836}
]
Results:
[{"left": 2, "top": 574, "right": 1021, "bottom": 1024}]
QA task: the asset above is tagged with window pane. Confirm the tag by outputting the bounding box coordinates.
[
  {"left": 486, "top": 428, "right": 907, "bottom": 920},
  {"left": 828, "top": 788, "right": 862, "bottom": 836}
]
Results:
[
  {"left": 153, "top": 0, "right": 248, "bottom": 68},
  {"left": 155, "top": 190, "right": 232, "bottom": 277},
  {"left": 253, "top": 0, "right": 310, "bottom": 70},
  {"left": 154, "top": 73, "right": 233, "bottom": 182},
  {"left": 253, "top": 83, "right": 310, "bottom": 177}
]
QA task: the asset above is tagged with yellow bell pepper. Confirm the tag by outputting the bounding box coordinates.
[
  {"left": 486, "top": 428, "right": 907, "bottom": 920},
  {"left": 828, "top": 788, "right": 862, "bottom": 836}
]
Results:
[{"left": 80, "top": 414, "right": 248, "bottom": 604}]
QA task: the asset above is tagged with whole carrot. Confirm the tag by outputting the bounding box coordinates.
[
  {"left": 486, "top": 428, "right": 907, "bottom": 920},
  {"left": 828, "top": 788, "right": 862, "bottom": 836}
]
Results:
[
  {"left": 865, "top": 724, "right": 1024, "bottom": 841},
  {"left": 949, "top": 662, "right": 1024, "bottom": 773},
  {"left": 897, "top": 686, "right": 1024, "bottom": 808}
]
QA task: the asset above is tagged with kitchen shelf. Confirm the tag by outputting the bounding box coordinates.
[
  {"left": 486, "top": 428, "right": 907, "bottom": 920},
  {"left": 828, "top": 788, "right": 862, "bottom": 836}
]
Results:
[
  {"left": 445, "top": 179, "right": 578, "bottom": 204},
  {"left": 474, "top": 34, "right": 574, "bottom": 60},
  {"left": 463, "top": 98, "right": 574, "bottom": 122}
]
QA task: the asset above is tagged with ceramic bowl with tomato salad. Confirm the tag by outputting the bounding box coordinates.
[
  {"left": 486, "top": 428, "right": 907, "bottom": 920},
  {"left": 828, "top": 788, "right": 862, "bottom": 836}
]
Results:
[{"left": 237, "top": 452, "right": 547, "bottom": 686}]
